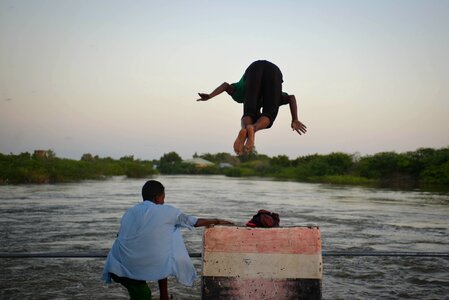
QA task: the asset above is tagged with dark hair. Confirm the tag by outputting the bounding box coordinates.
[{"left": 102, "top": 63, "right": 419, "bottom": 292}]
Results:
[{"left": 142, "top": 180, "right": 165, "bottom": 201}]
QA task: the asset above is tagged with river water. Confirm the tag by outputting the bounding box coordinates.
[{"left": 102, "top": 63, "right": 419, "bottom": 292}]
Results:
[{"left": 0, "top": 175, "right": 448, "bottom": 299}]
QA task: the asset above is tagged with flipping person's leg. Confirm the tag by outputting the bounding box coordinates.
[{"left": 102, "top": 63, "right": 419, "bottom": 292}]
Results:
[
  {"left": 245, "top": 116, "right": 271, "bottom": 154},
  {"left": 244, "top": 61, "right": 282, "bottom": 154},
  {"left": 260, "top": 62, "right": 282, "bottom": 128},
  {"left": 234, "top": 116, "right": 252, "bottom": 155},
  {"left": 243, "top": 61, "right": 263, "bottom": 124},
  {"left": 237, "top": 61, "right": 264, "bottom": 155}
]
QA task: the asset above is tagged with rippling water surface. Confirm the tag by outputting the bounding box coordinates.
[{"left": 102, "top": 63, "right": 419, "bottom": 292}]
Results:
[{"left": 1, "top": 175, "right": 448, "bottom": 299}]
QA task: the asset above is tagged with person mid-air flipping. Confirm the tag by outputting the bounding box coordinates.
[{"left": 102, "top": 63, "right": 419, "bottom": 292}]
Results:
[{"left": 197, "top": 60, "right": 307, "bottom": 155}]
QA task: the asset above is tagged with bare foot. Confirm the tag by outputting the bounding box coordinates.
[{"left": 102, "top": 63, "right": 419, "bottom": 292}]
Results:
[
  {"left": 233, "top": 128, "right": 247, "bottom": 155},
  {"left": 245, "top": 125, "right": 255, "bottom": 154}
]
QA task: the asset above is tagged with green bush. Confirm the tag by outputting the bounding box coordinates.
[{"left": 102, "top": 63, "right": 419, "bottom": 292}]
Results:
[
  {"left": 224, "top": 168, "right": 242, "bottom": 177},
  {"left": 357, "top": 152, "right": 410, "bottom": 179},
  {"left": 421, "top": 161, "right": 449, "bottom": 185},
  {"left": 124, "top": 163, "right": 156, "bottom": 178},
  {"left": 0, "top": 152, "right": 157, "bottom": 184}
]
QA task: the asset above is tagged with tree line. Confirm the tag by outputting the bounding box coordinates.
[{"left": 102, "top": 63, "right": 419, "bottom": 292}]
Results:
[
  {"left": 158, "top": 147, "right": 449, "bottom": 188},
  {"left": 0, "top": 152, "right": 156, "bottom": 184},
  {"left": 1, "top": 147, "right": 448, "bottom": 189}
]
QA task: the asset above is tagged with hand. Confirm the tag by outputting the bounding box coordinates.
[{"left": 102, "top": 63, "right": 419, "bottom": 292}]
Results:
[
  {"left": 291, "top": 120, "right": 307, "bottom": 135},
  {"left": 197, "top": 93, "right": 211, "bottom": 101},
  {"left": 215, "top": 219, "right": 234, "bottom": 226}
]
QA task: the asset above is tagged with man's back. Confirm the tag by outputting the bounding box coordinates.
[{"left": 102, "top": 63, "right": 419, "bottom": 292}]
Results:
[{"left": 103, "top": 201, "right": 197, "bottom": 284}]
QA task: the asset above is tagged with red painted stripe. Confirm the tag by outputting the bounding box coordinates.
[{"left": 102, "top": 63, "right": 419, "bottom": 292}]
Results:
[{"left": 204, "top": 226, "right": 321, "bottom": 254}]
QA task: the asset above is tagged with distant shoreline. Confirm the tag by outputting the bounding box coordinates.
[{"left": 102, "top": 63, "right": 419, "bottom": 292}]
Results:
[{"left": 1, "top": 147, "right": 448, "bottom": 193}]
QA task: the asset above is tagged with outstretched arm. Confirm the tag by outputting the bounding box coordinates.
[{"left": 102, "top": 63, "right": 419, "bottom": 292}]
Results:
[
  {"left": 287, "top": 95, "right": 307, "bottom": 135},
  {"left": 195, "top": 218, "right": 234, "bottom": 227},
  {"left": 197, "top": 82, "right": 234, "bottom": 101}
]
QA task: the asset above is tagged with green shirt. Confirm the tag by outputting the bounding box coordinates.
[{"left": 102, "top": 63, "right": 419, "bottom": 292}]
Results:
[
  {"left": 230, "top": 74, "right": 246, "bottom": 103},
  {"left": 230, "top": 74, "right": 290, "bottom": 105}
]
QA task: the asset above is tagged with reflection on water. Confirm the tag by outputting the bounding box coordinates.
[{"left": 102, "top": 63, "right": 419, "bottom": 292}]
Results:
[{"left": 1, "top": 175, "right": 448, "bottom": 299}]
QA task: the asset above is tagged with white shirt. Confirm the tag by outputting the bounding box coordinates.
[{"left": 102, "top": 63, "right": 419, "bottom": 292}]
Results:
[{"left": 102, "top": 201, "right": 198, "bottom": 286}]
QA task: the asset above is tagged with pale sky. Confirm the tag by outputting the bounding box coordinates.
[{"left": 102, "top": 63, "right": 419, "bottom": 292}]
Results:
[{"left": 1, "top": 0, "right": 448, "bottom": 160}]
